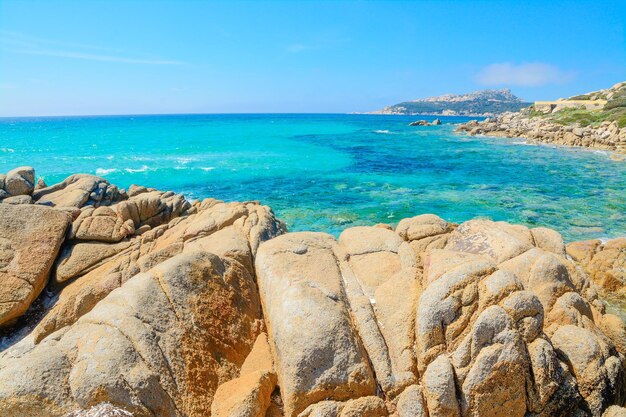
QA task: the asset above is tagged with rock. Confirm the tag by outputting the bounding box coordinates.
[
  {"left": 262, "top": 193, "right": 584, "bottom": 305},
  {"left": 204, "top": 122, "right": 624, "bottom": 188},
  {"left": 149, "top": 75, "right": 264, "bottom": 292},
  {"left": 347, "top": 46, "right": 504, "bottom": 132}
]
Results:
[
  {"left": 604, "top": 406, "right": 626, "bottom": 417},
  {"left": 4, "top": 166, "right": 35, "bottom": 196},
  {"left": 568, "top": 238, "right": 626, "bottom": 295},
  {"left": 338, "top": 396, "right": 387, "bottom": 417},
  {"left": 409, "top": 120, "right": 431, "bottom": 126},
  {"left": 64, "top": 403, "right": 133, "bottom": 416},
  {"left": 0, "top": 250, "right": 265, "bottom": 417},
  {"left": 432, "top": 118, "right": 442, "bottom": 125},
  {"left": 255, "top": 232, "right": 376, "bottom": 416},
  {"left": 0, "top": 175, "right": 625, "bottom": 417},
  {"left": 211, "top": 334, "right": 277, "bottom": 417},
  {"left": 33, "top": 174, "right": 124, "bottom": 208},
  {"left": 445, "top": 219, "right": 534, "bottom": 263},
  {"left": 551, "top": 325, "right": 626, "bottom": 415},
  {"left": 69, "top": 190, "right": 190, "bottom": 242},
  {"left": 338, "top": 226, "right": 418, "bottom": 396},
  {"left": 32, "top": 200, "right": 285, "bottom": 342},
  {"left": 1, "top": 195, "right": 33, "bottom": 205},
  {"left": 0, "top": 204, "right": 70, "bottom": 326},
  {"left": 394, "top": 385, "right": 427, "bottom": 417},
  {"left": 422, "top": 355, "right": 460, "bottom": 417},
  {"left": 35, "top": 178, "right": 47, "bottom": 190},
  {"left": 531, "top": 227, "right": 566, "bottom": 256},
  {"left": 396, "top": 214, "right": 453, "bottom": 241}
]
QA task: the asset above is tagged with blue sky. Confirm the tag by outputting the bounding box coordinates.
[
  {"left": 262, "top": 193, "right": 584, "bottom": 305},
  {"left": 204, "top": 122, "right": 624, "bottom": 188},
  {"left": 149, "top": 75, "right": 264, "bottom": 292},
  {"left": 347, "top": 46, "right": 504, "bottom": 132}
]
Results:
[{"left": 0, "top": 0, "right": 624, "bottom": 116}]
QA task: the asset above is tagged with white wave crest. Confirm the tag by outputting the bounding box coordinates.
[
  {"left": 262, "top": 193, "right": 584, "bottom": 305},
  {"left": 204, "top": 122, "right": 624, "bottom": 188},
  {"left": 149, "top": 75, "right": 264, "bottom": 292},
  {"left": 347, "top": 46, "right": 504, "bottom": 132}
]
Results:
[
  {"left": 124, "top": 165, "right": 150, "bottom": 173},
  {"left": 95, "top": 168, "right": 118, "bottom": 175}
]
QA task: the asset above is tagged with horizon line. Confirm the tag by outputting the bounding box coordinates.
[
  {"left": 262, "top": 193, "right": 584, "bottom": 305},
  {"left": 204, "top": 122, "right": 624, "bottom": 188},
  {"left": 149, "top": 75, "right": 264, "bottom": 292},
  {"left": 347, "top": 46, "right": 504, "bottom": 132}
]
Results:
[{"left": 0, "top": 111, "right": 481, "bottom": 119}]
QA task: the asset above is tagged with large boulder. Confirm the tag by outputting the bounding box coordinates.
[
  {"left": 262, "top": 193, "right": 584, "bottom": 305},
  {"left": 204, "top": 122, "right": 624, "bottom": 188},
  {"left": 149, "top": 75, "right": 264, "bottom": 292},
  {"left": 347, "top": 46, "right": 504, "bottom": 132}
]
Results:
[
  {"left": 0, "top": 204, "right": 70, "bottom": 326},
  {"left": 255, "top": 232, "right": 377, "bottom": 416},
  {"left": 33, "top": 199, "right": 285, "bottom": 342},
  {"left": 3, "top": 166, "right": 35, "bottom": 197},
  {"left": 0, "top": 249, "right": 265, "bottom": 417},
  {"left": 68, "top": 190, "right": 191, "bottom": 242},
  {"left": 567, "top": 238, "right": 626, "bottom": 295},
  {"left": 32, "top": 174, "right": 124, "bottom": 208}
]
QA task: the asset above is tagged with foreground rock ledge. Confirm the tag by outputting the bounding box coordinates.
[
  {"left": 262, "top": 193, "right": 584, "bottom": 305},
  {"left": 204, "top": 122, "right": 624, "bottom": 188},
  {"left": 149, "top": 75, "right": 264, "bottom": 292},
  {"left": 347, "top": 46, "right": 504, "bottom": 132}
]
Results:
[{"left": 0, "top": 168, "right": 625, "bottom": 417}]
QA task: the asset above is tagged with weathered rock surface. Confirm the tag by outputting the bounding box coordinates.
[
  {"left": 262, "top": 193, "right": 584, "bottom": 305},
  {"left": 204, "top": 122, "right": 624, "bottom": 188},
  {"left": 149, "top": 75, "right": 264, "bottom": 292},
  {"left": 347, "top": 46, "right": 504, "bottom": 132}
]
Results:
[
  {"left": 0, "top": 249, "right": 265, "bottom": 417},
  {"left": 567, "top": 238, "right": 626, "bottom": 296},
  {"left": 211, "top": 333, "right": 277, "bottom": 417},
  {"left": 32, "top": 174, "right": 125, "bottom": 208},
  {"left": 0, "top": 204, "right": 70, "bottom": 326},
  {"left": 0, "top": 168, "right": 625, "bottom": 417}
]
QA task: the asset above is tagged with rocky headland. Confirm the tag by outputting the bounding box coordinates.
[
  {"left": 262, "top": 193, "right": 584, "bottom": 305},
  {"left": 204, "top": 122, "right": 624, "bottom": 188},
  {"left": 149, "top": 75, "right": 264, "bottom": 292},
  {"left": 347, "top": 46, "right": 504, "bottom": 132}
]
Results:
[
  {"left": 456, "top": 82, "right": 626, "bottom": 155},
  {"left": 371, "top": 89, "right": 530, "bottom": 117},
  {"left": 0, "top": 167, "right": 626, "bottom": 417}
]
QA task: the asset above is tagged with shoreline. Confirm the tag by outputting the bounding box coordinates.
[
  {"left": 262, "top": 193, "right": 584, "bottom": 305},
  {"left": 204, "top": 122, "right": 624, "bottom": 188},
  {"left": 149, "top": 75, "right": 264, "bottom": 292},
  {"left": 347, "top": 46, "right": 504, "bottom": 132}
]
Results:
[
  {"left": 456, "top": 112, "right": 626, "bottom": 156},
  {"left": 460, "top": 129, "right": 626, "bottom": 162}
]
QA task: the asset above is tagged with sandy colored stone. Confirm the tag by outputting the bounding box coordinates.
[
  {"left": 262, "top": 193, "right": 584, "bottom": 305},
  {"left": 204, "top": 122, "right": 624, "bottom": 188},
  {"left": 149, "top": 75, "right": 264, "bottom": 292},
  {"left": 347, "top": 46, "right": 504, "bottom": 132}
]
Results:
[
  {"left": 338, "top": 226, "right": 418, "bottom": 397},
  {"left": 32, "top": 200, "right": 284, "bottom": 342},
  {"left": 423, "top": 355, "right": 460, "bottom": 417},
  {"left": 604, "top": 406, "right": 626, "bottom": 417},
  {"left": 0, "top": 204, "right": 70, "bottom": 326},
  {"left": 394, "top": 384, "right": 427, "bottom": 417},
  {"left": 338, "top": 396, "right": 387, "bottom": 417},
  {"left": 551, "top": 325, "right": 626, "bottom": 416},
  {"left": 255, "top": 232, "right": 376, "bottom": 417},
  {"left": 396, "top": 214, "right": 453, "bottom": 241},
  {"left": 531, "top": 227, "right": 566, "bottom": 255},
  {"left": 33, "top": 174, "right": 123, "bottom": 208},
  {"left": 0, "top": 250, "right": 264, "bottom": 417},
  {"left": 445, "top": 219, "right": 534, "bottom": 264},
  {"left": 211, "top": 333, "right": 277, "bottom": 417},
  {"left": 4, "top": 166, "right": 35, "bottom": 196}
]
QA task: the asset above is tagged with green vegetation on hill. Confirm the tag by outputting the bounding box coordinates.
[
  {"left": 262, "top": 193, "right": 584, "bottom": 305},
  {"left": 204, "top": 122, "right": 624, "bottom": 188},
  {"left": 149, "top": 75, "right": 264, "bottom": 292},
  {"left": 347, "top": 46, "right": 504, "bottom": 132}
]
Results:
[
  {"left": 374, "top": 89, "right": 531, "bottom": 116},
  {"left": 529, "top": 82, "right": 626, "bottom": 128}
]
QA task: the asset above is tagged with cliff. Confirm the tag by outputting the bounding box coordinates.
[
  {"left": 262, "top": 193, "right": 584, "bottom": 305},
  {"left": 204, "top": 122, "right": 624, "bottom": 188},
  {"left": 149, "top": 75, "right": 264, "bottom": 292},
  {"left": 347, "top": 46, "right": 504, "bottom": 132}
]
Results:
[
  {"left": 0, "top": 167, "right": 625, "bottom": 417},
  {"left": 371, "top": 89, "right": 531, "bottom": 117}
]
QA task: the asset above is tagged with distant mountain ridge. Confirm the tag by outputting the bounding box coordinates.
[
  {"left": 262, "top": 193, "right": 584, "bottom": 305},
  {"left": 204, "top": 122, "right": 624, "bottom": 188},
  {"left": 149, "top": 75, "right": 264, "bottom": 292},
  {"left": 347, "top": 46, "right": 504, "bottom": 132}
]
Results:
[{"left": 371, "top": 89, "right": 531, "bottom": 116}]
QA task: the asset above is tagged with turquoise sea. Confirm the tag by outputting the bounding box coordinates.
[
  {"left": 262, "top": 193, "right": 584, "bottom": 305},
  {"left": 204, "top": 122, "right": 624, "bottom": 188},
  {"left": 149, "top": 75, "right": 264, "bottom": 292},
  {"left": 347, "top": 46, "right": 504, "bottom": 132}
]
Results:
[{"left": 0, "top": 114, "right": 624, "bottom": 241}]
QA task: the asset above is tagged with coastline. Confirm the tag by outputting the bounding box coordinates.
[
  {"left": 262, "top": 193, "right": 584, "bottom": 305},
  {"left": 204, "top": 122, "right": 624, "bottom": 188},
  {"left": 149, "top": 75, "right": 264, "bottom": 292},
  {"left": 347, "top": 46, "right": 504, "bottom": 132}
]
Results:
[{"left": 456, "top": 111, "right": 626, "bottom": 156}]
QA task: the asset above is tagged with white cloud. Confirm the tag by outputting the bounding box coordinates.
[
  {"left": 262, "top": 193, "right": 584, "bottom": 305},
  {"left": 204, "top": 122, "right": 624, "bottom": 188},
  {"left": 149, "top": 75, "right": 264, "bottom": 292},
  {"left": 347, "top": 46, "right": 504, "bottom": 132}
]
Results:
[
  {"left": 475, "top": 62, "right": 575, "bottom": 87},
  {"left": 0, "top": 31, "right": 184, "bottom": 65}
]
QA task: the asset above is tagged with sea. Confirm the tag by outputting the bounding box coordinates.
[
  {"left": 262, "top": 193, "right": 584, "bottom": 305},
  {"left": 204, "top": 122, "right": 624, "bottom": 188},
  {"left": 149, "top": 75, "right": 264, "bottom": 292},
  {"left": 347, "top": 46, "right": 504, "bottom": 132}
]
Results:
[{"left": 0, "top": 113, "right": 624, "bottom": 242}]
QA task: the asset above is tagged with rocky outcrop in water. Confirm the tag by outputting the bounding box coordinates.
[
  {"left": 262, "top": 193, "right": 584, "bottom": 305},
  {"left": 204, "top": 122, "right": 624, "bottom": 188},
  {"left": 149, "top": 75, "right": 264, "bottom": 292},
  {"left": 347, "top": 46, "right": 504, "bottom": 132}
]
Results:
[{"left": 0, "top": 168, "right": 625, "bottom": 417}]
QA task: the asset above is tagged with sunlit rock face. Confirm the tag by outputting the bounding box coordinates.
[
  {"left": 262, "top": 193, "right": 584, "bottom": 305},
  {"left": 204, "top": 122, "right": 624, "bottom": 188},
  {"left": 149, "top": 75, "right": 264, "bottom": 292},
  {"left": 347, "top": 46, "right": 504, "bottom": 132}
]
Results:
[{"left": 0, "top": 168, "right": 624, "bottom": 417}]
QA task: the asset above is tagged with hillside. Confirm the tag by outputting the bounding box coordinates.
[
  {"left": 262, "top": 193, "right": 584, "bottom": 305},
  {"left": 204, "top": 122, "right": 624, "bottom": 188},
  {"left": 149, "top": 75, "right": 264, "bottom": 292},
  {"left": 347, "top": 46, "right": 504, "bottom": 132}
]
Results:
[
  {"left": 371, "top": 89, "right": 531, "bottom": 116},
  {"left": 456, "top": 81, "right": 626, "bottom": 154},
  {"left": 531, "top": 81, "right": 626, "bottom": 128}
]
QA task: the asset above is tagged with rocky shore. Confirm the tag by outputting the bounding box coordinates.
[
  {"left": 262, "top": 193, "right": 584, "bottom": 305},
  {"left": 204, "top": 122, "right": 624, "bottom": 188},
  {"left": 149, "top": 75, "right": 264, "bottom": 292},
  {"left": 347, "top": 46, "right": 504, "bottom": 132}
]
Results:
[
  {"left": 456, "top": 112, "right": 626, "bottom": 155},
  {"left": 0, "top": 167, "right": 626, "bottom": 417},
  {"left": 456, "top": 81, "right": 626, "bottom": 155}
]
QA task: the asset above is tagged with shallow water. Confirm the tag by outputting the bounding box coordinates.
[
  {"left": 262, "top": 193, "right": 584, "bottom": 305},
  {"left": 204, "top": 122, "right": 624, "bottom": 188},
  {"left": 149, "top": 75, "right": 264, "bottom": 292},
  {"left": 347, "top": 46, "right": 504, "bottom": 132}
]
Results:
[{"left": 1, "top": 113, "right": 624, "bottom": 241}]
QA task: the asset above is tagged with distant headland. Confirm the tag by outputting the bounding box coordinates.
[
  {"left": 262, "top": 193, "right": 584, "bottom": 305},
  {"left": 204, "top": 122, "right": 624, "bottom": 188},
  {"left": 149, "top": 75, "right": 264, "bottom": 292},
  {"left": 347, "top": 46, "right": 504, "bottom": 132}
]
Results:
[{"left": 369, "top": 89, "right": 531, "bottom": 117}]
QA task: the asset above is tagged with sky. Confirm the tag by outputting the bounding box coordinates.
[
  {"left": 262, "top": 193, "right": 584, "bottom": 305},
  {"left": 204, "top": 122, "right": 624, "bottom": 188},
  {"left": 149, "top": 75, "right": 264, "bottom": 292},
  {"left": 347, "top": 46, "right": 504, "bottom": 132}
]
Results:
[{"left": 0, "top": 0, "right": 624, "bottom": 116}]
